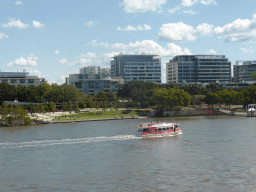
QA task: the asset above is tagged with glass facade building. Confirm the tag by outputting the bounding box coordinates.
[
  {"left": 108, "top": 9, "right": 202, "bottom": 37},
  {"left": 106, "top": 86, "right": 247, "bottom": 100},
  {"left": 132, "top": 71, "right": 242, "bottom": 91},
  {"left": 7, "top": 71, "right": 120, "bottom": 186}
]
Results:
[
  {"left": 166, "top": 55, "right": 231, "bottom": 84},
  {"left": 111, "top": 54, "right": 161, "bottom": 84},
  {"left": 233, "top": 61, "right": 256, "bottom": 82},
  {"left": 67, "top": 66, "right": 122, "bottom": 95}
]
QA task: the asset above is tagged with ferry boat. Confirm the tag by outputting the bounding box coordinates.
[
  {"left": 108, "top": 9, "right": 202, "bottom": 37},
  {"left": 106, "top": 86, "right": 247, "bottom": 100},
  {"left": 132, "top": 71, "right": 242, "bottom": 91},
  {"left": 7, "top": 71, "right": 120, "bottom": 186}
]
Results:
[{"left": 135, "top": 121, "right": 182, "bottom": 137}]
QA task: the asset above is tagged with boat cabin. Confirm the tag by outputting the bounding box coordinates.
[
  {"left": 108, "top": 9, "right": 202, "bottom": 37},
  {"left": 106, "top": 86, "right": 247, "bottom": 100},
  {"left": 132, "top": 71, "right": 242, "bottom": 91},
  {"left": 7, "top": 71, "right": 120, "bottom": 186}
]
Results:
[{"left": 137, "top": 122, "right": 179, "bottom": 133}]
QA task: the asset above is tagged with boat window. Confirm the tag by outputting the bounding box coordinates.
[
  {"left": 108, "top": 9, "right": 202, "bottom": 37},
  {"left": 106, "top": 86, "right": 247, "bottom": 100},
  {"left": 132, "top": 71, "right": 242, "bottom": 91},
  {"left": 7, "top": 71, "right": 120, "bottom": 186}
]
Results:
[
  {"left": 162, "top": 128, "right": 166, "bottom": 131},
  {"left": 170, "top": 127, "right": 173, "bottom": 129},
  {"left": 143, "top": 128, "right": 150, "bottom": 132},
  {"left": 175, "top": 125, "right": 178, "bottom": 128},
  {"left": 167, "top": 127, "right": 169, "bottom": 130},
  {"left": 157, "top": 128, "right": 161, "bottom": 131}
]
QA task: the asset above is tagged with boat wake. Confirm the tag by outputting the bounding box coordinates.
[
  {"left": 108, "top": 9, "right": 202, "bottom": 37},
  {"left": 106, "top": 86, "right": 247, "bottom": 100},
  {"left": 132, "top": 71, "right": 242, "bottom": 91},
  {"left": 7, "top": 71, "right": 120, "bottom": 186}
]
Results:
[{"left": 0, "top": 135, "right": 139, "bottom": 149}]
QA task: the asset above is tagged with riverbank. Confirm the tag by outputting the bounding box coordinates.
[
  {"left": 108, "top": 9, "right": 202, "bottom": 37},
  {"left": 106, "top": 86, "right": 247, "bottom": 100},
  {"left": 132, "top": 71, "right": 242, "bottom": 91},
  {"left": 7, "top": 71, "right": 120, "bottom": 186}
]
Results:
[
  {"left": 27, "top": 108, "right": 247, "bottom": 125},
  {"left": 27, "top": 109, "right": 145, "bottom": 124}
]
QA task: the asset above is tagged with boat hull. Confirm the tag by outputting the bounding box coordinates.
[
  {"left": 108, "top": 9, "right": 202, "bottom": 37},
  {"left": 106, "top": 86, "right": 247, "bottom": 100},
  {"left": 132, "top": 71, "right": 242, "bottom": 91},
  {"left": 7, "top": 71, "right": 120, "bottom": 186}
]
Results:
[{"left": 136, "top": 130, "right": 182, "bottom": 137}]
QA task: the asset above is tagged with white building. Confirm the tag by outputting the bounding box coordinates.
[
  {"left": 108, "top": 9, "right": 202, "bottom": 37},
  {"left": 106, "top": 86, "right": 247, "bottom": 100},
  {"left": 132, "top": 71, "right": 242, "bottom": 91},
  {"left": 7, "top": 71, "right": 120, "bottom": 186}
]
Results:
[{"left": 0, "top": 71, "right": 45, "bottom": 86}]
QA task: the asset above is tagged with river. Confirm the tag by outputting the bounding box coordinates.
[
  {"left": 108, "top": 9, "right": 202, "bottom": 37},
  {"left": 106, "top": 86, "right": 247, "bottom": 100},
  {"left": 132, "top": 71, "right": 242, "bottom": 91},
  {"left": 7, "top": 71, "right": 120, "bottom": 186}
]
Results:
[{"left": 0, "top": 116, "right": 255, "bottom": 191}]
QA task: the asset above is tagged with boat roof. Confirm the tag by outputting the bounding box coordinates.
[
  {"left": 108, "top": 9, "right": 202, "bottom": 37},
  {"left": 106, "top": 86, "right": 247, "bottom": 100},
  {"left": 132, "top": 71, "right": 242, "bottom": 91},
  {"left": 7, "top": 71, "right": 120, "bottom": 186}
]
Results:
[
  {"left": 138, "top": 122, "right": 178, "bottom": 128},
  {"left": 153, "top": 122, "right": 177, "bottom": 127}
]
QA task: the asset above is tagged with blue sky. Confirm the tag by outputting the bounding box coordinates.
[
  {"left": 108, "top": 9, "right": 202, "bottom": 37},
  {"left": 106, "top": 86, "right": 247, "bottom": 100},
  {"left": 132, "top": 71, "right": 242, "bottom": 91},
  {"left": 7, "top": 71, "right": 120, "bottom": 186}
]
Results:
[{"left": 1, "top": 0, "right": 256, "bottom": 84}]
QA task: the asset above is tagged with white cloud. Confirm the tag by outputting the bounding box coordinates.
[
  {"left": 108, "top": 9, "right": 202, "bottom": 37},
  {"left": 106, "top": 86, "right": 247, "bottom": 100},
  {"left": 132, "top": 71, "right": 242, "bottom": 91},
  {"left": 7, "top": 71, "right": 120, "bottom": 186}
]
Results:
[
  {"left": 85, "top": 21, "right": 95, "bottom": 27},
  {"left": 7, "top": 56, "right": 38, "bottom": 66},
  {"left": 196, "top": 23, "right": 213, "bottom": 35},
  {"left": 183, "top": 10, "right": 198, "bottom": 15},
  {"left": 2, "top": 18, "right": 29, "bottom": 29},
  {"left": 54, "top": 50, "right": 60, "bottom": 55},
  {"left": 78, "top": 52, "right": 97, "bottom": 64},
  {"left": 120, "top": 0, "right": 166, "bottom": 13},
  {"left": 110, "top": 40, "right": 191, "bottom": 57},
  {"left": 117, "top": 24, "right": 151, "bottom": 31},
  {"left": 60, "top": 75, "right": 66, "bottom": 82},
  {"left": 28, "top": 69, "right": 42, "bottom": 77},
  {"left": 182, "top": 0, "right": 217, "bottom": 6},
  {"left": 0, "top": 33, "right": 8, "bottom": 39},
  {"left": 80, "top": 58, "right": 92, "bottom": 64},
  {"left": 241, "top": 47, "right": 253, "bottom": 53},
  {"left": 168, "top": 5, "right": 181, "bottom": 14},
  {"left": 200, "top": 0, "right": 217, "bottom": 5},
  {"left": 206, "top": 49, "right": 217, "bottom": 54},
  {"left": 14, "top": 1, "right": 22, "bottom": 5},
  {"left": 182, "top": 0, "right": 196, "bottom": 7},
  {"left": 59, "top": 59, "right": 68, "bottom": 64},
  {"left": 86, "top": 40, "right": 109, "bottom": 47},
  {"left": 214, "top": 14, "right": 256, "bottom": 42},
  {"left": 32, "top": 21, "right": 45, "bottom": 28},
  {"left": 158, "top": 22, "right": 213, "bottom": 41},
  {"left": 170, "top": 0, "right": 216, "bottom": 14},
  {"left": 105, "top": 52, "right": 120, "bottom": 58},
  {"left": 84, "top": 52, "right": 97, "bottom": 58}
]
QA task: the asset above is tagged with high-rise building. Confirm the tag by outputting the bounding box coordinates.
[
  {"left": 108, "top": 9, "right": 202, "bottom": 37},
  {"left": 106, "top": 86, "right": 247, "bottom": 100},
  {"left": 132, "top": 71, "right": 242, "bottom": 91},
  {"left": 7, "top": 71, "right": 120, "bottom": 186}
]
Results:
[
  {"left": 79, "top": 66, "right": 101, "bottom": 74},
  {"left": 79, "top": 66, "right": 110, "bottom": 78},
  {"left": 166, "top": 55, "right": 231, "bottom": 84},
  {"left": 111, "top": 53, "right": 161, "bottom": 84},
  {"left": 0, "top": 71, "right": 45, "bottom": 86},
  {"left": 233, "top": 61, "right": 256, "bottom": 82}
]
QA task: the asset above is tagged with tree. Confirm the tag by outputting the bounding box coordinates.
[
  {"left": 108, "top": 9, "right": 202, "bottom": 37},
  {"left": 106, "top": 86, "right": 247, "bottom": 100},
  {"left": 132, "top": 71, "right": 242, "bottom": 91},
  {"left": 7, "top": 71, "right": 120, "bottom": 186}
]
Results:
[
  {"left": 152, "top": 88, "right": 191, "bottom": 109},
  {"left": 78, "top": 101, "right": 86, "bottom": 109},
  {"left": 86, "top": 99, "right": 95, "bottom": 109},
  {"left": 204, "top": 92, "right": 220, "bottom": 107},
  {"left": 102, "top": 101, "right": 107, "bottom": 111},
  {"left": 141, "top": 101, "right": 149, "bottom": 108},
  {"left": 0, "top": 83, "right": 16, "bottom": 104},
  {"left": 206, "top": 83, "right": 223, "bottom": 93},
  {"left": 45, "top": 83, "right": 85, "bottom": 103},
  {"left": 0, "top": 104, "right": 32, "bottom": 126},
  {"left": 95, "top": 101, "right": 100, "bottom": 111},
  {"left": 105, "top": 92, "right": 117, "bottom": 102},
  {"left": 74, "top": 103, "right": 79, "bottom": 112},
  {"left": 62, "top": 102, "right": 68, "bottom": 112},
  {"left": 181, "top": 84, "right": 208, "bottom": 95},
  {"left": 67, "top": 100, "right": 73, "bottom": 113},
  {"left": 47, "top": 102, "right": 56, "bottom": 112},
  {"left": 117, "top": 80, "right": 160, "bottom": 105}
]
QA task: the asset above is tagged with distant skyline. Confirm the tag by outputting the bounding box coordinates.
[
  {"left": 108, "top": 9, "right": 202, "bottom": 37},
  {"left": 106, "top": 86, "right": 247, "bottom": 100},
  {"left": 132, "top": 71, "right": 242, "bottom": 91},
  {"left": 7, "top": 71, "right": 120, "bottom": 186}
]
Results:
[{"left": 1, "top": 0, "right": 256, "bottom": 84}]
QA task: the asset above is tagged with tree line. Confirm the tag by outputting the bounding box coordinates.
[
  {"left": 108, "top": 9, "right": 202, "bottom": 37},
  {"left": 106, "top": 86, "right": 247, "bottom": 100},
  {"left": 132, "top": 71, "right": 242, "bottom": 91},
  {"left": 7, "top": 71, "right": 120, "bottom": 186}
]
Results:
[{"left": 1, "top": 81, "right": 256, "bottom": 112}]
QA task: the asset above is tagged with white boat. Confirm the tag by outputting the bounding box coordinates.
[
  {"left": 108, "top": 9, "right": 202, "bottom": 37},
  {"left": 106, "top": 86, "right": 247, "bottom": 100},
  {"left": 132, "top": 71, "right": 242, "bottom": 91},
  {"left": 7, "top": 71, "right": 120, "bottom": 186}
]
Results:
[{"left": 135, "top": 121, "right": 182, "bottom": 137}]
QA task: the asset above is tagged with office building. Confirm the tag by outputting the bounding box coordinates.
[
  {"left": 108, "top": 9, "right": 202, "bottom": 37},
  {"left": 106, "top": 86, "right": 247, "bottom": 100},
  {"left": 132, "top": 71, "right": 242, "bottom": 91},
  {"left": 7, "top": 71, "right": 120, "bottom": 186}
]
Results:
[
  {"left": 111, "top": 53, "right": 161, "bottom": 84},
  {"left": 233, "top": 60, "right": 256, "bottom": 82},
  {"left": 0, "top": 71, "right": 45, "bottom": 86},
  {"left": 166, "top": 55, "right": 231, "bottom": 84},
  {"left": 79, "top": 66, "right": 110, "bottom": 79},
  {"left": 67, "top": 66, "right": 123, "bottom": 95}
]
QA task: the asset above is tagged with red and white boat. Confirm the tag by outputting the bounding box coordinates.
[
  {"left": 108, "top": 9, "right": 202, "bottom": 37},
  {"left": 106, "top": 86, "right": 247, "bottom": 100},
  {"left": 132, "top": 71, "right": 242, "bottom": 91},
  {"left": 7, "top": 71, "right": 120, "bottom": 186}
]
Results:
[{"left": 136, "top": 121, "right": 182, "bottom": 137}]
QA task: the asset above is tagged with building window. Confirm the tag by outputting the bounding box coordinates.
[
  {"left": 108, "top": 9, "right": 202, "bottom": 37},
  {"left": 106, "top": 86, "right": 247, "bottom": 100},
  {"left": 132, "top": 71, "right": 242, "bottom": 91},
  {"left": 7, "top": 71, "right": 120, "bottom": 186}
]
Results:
[
  {"left": 11, "top": 79, "right": 17, "bottom": 84},
  {"left": 28, "top": 79, "right": 34, "bottom": 83}
]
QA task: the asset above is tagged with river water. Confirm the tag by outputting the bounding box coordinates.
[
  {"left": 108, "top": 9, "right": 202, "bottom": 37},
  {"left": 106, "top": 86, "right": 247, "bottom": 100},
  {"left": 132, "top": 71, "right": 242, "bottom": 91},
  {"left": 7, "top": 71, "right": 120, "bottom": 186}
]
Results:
[{"left": 0, "top": 116, "right": 256, "bottom": 191}]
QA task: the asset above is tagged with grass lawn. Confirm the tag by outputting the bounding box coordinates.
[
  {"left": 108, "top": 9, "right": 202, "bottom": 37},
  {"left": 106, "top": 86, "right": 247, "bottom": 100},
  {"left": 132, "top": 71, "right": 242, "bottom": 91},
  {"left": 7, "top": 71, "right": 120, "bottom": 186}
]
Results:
[{"left": 52, "top": 110, "right": 135, "bottom": 121}]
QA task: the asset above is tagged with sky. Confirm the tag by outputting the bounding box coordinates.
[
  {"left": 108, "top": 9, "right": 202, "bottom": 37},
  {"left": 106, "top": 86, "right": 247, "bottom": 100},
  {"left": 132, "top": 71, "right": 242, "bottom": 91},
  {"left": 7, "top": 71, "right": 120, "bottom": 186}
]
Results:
[{"left": 1, "top": 0, "right": 256, "bottom": 84}]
